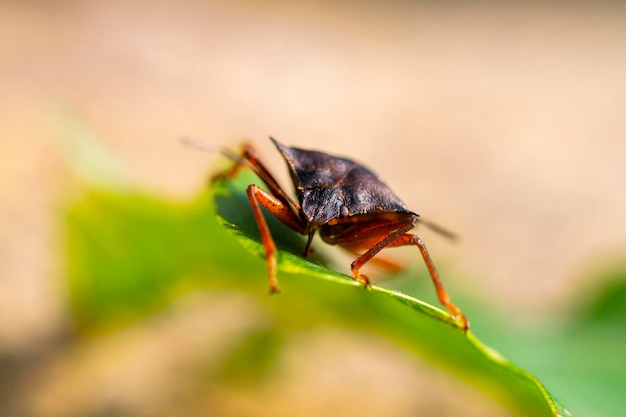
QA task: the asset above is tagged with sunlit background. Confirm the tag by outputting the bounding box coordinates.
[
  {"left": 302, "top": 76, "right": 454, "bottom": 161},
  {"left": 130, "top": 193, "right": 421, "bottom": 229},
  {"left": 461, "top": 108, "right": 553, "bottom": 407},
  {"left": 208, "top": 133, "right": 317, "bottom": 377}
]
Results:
[{"left": 2, "top": 1, "right": 626, "bottom": 416}]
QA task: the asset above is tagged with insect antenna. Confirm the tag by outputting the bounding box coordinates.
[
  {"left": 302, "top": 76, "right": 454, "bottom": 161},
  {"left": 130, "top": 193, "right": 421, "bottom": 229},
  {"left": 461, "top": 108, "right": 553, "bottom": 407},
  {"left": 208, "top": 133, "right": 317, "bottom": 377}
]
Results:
[
  {"left": 183, "top": 136, "right": 277, "bottom": 183},
  {"left": 420, "top": 218, "right": 459, "bottom": 241},
  {"left": 183, "top": 136, "right": 301, "bottom": 211},
  {"left": 181, "top": 136, "right": 249, "bottom": 166}
]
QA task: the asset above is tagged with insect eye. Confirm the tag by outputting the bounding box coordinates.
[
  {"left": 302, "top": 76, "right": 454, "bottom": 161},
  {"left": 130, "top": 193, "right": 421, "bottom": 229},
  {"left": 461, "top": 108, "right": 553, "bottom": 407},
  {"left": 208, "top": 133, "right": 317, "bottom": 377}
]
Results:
[{"left": 339, "top": 205, "right": 349, "bottom": 218}]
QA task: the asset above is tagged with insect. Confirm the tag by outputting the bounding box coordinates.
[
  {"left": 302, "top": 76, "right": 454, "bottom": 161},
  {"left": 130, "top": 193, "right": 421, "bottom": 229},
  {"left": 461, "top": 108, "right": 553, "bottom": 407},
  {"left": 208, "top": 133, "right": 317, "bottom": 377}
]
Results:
[{"left": 189, "top": 137, "right": 469, "bottom": 331}]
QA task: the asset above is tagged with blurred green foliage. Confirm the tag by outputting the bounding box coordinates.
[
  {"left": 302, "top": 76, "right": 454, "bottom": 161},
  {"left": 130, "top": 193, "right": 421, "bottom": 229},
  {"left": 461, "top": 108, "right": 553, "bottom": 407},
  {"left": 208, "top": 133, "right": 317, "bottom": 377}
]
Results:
[
  {"left": 64, "top": 170, "right": 579, "bottom": 417},
  {"left": 577, "top": 265, "right": 626, "bottom": 324},
  {"left": 57, "top": 112, "right": 626, "bottom": 416}
]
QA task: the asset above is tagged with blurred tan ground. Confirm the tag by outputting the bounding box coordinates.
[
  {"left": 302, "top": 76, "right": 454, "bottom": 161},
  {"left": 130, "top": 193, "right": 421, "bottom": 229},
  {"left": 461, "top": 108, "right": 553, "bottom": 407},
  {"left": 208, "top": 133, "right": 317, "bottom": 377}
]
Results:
[{"left": 1, "top": 1, "right": 626, "bottom": 416}]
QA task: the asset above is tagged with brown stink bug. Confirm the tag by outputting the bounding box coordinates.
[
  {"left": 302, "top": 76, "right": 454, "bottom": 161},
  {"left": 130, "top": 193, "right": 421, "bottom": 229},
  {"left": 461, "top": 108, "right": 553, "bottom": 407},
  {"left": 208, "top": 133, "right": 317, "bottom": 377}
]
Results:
[{"left": 189, "top": 137, "right": 469, "bottom": 331}]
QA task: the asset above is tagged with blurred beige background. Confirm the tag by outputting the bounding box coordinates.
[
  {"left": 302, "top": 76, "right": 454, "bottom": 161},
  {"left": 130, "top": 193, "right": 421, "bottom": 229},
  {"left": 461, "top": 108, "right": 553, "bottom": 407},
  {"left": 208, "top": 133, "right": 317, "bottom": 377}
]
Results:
[{"left": 1, "top": 1, "right": 626, "bottom": 416}]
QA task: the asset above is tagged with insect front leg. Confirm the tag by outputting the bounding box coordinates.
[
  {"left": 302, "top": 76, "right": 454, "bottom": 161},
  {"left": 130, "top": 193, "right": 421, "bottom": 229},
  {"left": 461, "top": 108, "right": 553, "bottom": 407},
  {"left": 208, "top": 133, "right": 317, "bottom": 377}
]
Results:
[
  {"left": 215, "top": 142, "right": 301, "bottom": 214},
  {"left": 246, "top": 184, "right": 307, "bottom": 293}
]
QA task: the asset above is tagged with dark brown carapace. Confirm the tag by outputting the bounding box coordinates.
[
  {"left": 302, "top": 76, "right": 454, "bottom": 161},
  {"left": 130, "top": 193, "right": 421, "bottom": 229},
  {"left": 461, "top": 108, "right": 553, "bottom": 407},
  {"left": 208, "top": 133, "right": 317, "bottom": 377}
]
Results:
[{"left": 209, "top": 137, "right": 468, "bottom": 331}]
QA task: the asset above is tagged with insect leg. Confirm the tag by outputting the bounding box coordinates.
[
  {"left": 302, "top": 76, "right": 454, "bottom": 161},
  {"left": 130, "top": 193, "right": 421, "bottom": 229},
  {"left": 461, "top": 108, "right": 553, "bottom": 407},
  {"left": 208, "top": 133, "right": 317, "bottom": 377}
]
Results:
[
  {"left": 349, "top": 223, "right": 415, "bottom": 288},
  {"left": 386, "top": 234, "right": 469, "bottom": 331},
  {"left": 343, "top": 246, "right": 405, "bottom": 272},
  {"left": 246, "top": 184, "right": 307, "bottom": 293},
  {"left": 219, "top": 143, "right": 301, "bottom": 216}
]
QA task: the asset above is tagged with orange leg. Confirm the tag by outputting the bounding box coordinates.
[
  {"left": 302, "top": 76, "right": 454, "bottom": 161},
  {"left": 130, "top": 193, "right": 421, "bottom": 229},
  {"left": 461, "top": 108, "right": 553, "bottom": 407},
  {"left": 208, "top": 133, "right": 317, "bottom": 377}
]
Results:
[
  {"left": 386, "top": 234, "right": 469, "bottom": 331},
  {"left": 246, "top": 184, "right": 307, "bottom": 293},
  {"left": 348, "top": 223, "right": 416, "bottom": 288},
  {"left": 339, "top": 225, "right": 468, "bottom": 331},
  {"left": 215, "top": 143, "right": 301, "bottom": 214},
  {"left": 343, "top": 248, "right": 404, "bottom": 273}
]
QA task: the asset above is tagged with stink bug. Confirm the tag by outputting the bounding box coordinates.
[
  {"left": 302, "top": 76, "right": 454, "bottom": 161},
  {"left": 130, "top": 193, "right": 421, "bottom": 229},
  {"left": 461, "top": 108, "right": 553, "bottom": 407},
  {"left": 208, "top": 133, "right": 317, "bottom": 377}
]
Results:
[{"left": 189, "top": 137, "right": 469, "bottom": 331}]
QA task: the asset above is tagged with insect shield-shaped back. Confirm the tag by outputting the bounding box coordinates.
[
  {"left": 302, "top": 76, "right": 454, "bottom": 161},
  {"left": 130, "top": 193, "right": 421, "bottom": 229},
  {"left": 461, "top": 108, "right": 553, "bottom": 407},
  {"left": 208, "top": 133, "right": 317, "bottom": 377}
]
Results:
[{"left": 270, "top": 138, "right": 414, "bottom": 225}]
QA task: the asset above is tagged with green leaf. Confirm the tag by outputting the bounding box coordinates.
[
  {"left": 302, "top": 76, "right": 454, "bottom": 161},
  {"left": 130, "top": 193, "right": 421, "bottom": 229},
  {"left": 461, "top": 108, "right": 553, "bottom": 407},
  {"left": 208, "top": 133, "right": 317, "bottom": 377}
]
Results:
[
  {"left": 63, "top": 169, "right": 571, "bottom": 417},
  {"left": 212, "top": 171, "right": 571, "bottom": 417},
  {"left": 64, "top": 184, "right": 259, "bottom": 332}
]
